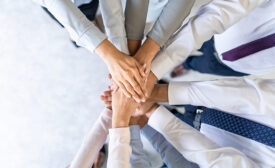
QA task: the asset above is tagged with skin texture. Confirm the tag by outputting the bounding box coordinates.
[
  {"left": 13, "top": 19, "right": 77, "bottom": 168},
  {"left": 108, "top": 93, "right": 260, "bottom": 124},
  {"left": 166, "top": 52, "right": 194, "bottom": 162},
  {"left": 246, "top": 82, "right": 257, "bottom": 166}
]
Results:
[
  {"left": 128, "top": 40, "right": 141, "bottom": 56},
  {"left": 95, "top": 39, "right": 146, "bottom": 102},
  {"left": 134, "top": 37, "right": 160, "bottom": 77},
  {"left": 112, "top": 87, "right": 138, "bottom": 128}
]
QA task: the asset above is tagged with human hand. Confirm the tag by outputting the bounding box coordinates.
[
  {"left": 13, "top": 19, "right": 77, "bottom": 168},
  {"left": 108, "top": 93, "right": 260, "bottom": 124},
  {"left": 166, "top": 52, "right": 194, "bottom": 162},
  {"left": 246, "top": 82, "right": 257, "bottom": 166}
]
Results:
[
  {"left": 95, "top": 39, "right": 146, "bottom": 102},
  {"left": 134, "top": 37, "right": 160, "bottom": 76},
  {"left": 112, "top": 88, "right": 138, "bottom": 128},
  {"left": 100, "top": 86, "right": 112, "bottom": 110},
  {"left": 135, "top": 99, "right": 159, "bottom": 118}
]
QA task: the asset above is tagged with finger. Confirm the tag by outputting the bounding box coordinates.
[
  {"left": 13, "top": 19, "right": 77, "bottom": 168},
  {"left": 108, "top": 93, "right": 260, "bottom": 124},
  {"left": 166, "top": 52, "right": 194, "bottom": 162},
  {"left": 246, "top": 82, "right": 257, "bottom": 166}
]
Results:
[
  {"left": 117, "top": 81, "right": 131, "bottom": 98},
  {"left": 137, "top": 62, "right": 146, "bottom": 78},
  {"left": 127, "top": 74, "right": 145, "bottom": 100},
  {"left": 104, "top": 90, "right": 112, "bottom": 97},
  {"left": 123, "top": 80, "right": 141, "bottom": 103},
  {"left": 100, "top": 95, "right": 105, "bottom": 101},
  {"left": 108, "top": 73, "right": 112, "bottom": 80}
]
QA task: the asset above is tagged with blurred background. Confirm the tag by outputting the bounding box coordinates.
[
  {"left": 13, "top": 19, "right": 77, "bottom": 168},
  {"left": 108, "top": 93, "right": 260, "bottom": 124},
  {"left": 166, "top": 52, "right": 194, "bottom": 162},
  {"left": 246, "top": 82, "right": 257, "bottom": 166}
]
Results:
[{"left": 0, "top": 0, "right": 214, "bottom": 168}]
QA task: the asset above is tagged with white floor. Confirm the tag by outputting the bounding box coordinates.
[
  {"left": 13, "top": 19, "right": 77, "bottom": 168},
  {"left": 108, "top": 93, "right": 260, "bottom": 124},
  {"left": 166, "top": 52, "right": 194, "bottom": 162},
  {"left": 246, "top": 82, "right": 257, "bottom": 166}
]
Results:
[{"left": 0, "top": 0, "right": 225, "bottom": 168}]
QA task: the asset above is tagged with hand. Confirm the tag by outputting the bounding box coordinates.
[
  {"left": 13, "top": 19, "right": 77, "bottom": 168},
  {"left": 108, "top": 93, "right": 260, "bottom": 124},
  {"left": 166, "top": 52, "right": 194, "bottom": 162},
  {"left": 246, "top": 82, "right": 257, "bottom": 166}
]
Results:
[
  {"left": 100, "top": 86, "right": 112, "bottom": 110},
  {"left": 134, "top": 37, "right": 160, "bottom": 76},
  {"left": 95, "top": 39, "right": 146, "bottom": 102},
  {"left": 143, "top": 71, "right": 158, "bottom": 98},
  {"left": 135, "top": 99, "right": 159, "bottom": 117},
  {"left": 112, "top": 88, "right": 138, "bottom": 128}
]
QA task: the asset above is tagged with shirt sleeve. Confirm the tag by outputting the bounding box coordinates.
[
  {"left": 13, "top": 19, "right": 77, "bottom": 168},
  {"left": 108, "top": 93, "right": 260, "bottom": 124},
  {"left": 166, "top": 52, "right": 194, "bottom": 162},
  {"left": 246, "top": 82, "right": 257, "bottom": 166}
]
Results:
[
  {"left": 142, "top": 124, "right": 199, "bottom": 168},
  {"left": 148, "top": 105, "right": 258, "bottom": 168},
  {"left": 129, "top": 125, "right": 151, "bottom": 168},
  {"left": 107, "top": 127, "right": 132, "bottom": 168},
  {"left": 147, "top": 0, "right": 195, "bottom": 47},
  {"left": 151, "top": 0, "right": 269, "bottom": 79},
  {"left": 33, "top": 0, "right": 106, "bottom": 53},
  {"left": 168, "top": 78, "right": 275, "bottom": 119},
  {"left": 125, "top": 0, "right": 149, "bottom": 41},
  {"left": 70, "top": 108, "right": 112, "bottom": 168},
  {"left": 99, "top": 0, "right": 129, "bottom": 54}
]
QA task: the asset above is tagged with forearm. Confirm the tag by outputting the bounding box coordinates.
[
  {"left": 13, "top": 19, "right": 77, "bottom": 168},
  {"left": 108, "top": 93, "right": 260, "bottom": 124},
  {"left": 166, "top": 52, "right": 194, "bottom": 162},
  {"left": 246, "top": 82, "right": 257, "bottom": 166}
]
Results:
[
  {"left": 34, "top": 0, "right": 106, "bottom": 52},
  {"left": 129, "top": 125, "right": 151, "bottom": 168},
  {"left": 128, "top": 40, "right": 141, "bottom": 56},
  {"left": 107, "top": 128, "right": 131, "bottom": 168},
  {"left": 125, "top": 0, "right": 149, "bottom": 41},
  {"left": 168, "top": 78, "right": 275, "bottom": 118},
  {"left": 142, "top": 125, "right": 198, "bottom": 168},
  {"left": 149, "top": 84, "right": 168, "bottom": 102},
  {"left": 147, "top": 0, "right": 195, "bottom": 47},
  {"left": 151, "top": 0, "right": 269, "bottom": 79},
  {"left": 148, "top": 106, "right": 257, "bottom": 167},
  {"left": 99, "top": 0, "right": 129, "bottom": 54},
  {"left": 95, "top": 39, "right": 121, "bottom": 66}
]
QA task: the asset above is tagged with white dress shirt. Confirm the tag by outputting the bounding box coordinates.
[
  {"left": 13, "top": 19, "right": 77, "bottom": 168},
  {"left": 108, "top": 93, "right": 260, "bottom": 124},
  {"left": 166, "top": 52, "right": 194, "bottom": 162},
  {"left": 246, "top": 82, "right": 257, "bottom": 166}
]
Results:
[
  {"left": 107, "top": 127, "right": 132, "bottom": 168},
  {"left": 214, "top": 0, "right": 275, "bottom": 75},
  {"left": 149, "top": 105, "right": 258, "bottom": 168},
  {"left": 151, "top": 0, "right": 270, "bottom": 79},
  {"left": 165, "top": 78, "right": 275, "bottom": 167}
]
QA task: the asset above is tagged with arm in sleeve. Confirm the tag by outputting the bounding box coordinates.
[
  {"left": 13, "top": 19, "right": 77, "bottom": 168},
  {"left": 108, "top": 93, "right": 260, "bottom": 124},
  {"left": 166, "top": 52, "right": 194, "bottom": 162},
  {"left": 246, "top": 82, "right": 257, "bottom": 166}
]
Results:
[
  {"left": 107, "top": 127, "right": 132, "bottom": 168},
  {"left": 99, "top": 0, "right": 129, "bottom": 54},
  {"left": 142, "top": 124, "right": 199, "bottom": 168},
  {"left": 148, "top": 105, "right": 258, "bottom": 168},
  {"left": 168, "top": 78, "right": 275, "bottom": 119},
  {"left": 129, "top": 125, "right": 151, "bottom": 168},
  {"left": 125, "top": 0, "right": 149, "bottom": 41},
  {"left": 33, "top": 0, "right": 106, "bottom": 53},
  {"left": 70, "top": 109, "right": 112, "bottom": 168},
  {"left": 151, "top": 0, "right": 269, "bottom": 79},
  {"left": 147, "top": 0, "right": 195, "bottom": 47}
]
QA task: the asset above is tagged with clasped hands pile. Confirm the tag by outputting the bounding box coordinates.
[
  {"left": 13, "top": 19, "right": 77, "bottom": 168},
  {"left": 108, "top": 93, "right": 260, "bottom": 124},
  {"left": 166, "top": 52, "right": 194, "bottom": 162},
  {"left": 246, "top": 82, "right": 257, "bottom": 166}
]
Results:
[{"left": 96, "top": 38, "right": 161, "bottom": 128}]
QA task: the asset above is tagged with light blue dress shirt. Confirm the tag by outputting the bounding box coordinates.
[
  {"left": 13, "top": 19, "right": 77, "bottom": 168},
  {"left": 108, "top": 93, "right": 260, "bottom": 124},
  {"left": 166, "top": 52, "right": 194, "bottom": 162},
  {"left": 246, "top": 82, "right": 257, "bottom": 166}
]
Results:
[
  {"left": 142, "top": 124, "right": 199, "bottom": 168},
  {"left": 130, "top": 125, "right": 152, "bottom": 168}
]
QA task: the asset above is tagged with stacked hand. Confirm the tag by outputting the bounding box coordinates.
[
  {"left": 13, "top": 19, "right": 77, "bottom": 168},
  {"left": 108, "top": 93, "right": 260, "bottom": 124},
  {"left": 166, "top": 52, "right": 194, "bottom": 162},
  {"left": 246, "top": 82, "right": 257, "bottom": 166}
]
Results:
[{"left": 96, "top": 39, "right": 147, "bottom": 103}]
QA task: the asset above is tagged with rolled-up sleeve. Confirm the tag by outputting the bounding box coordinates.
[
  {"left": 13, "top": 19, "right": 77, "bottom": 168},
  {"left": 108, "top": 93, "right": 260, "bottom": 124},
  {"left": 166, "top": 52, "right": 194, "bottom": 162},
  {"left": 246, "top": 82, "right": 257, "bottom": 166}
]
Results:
[
  {"left": 33, "top": 0, "right": 106, "bottom": 53},
  {"left": 151, "top": 0, "right": 269, "bottom": 79},
  {"left": 147, "top": 0, "right": 195, "bottom": 47}
]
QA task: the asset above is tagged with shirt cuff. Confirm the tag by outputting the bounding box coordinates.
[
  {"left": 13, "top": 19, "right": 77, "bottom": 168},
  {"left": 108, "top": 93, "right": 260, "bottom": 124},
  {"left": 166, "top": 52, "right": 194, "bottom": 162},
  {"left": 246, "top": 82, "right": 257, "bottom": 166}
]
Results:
[
  {"left": 168, "top": 82, "right": 190, "bottom": 105},
  {"left": 109, "top": 127, "right": 131, "bottom": 143},
  {"left": 77, "top": 26, "right": 107, "bottom": 53},
  {"left": 148, "top": 105, "right": 174, "bottom": 133},
  {"left": 151, "top": 51, "right": 177, "bottom": 79},
  {"left": 129, "top": 125, "right": 141, "bottom": 140},
  {"left": 147, "top": 32, "right": 166, "bottom": 47}
]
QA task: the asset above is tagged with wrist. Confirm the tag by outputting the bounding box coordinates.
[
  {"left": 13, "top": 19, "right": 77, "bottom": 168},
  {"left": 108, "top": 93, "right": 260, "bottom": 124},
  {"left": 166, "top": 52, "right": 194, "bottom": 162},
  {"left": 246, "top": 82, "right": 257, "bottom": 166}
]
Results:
[
  {"left": 135, "top": 38, "right": 160, "bottom": 63},
  {"left": 95, "top": 39, "right": 120, "bottom": 65},
  {"left": 150, "top": 84, "right": 168, "bottom": 102},
  {"left": 146, "top": 104, "right": 159, "bottom": 118},
  {"left": 128, "top": 40, "right": 141, "bottom": 56},
  {"left": 112, "top": 118, "right": 129, "bottom": 128}
]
